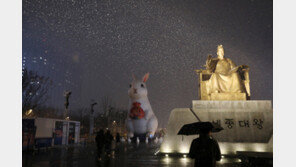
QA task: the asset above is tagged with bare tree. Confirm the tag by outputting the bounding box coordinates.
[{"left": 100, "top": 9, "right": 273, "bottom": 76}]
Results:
[
  {"left": 22, "top": 68, "right": 52, "bottom": 115},
  {"left": 100, "top": 95, "right": 114, "bottom": 117}
]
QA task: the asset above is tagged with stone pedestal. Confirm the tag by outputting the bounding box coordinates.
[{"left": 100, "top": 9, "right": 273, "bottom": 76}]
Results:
[
  {"left": 210, "top": 93, "right": 246, "bottom": 100},
  {"left": 160, "top": 100, "right": 273, "bottom": 155}
]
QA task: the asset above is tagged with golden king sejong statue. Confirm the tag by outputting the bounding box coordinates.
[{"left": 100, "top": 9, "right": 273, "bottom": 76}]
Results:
[{"left": 196, "top": 45, "right": 250, "bottom": 100}]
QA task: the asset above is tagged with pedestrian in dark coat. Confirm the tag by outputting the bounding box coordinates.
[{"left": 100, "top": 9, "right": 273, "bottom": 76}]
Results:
[
  {"left": 95, "top": 129, "right": 105, "bottom": 160},
  {"left": 189, "top": 128, "right": 221, "bottom": 167},
  {"left": 104, "top": 130, "right": 113, "bottom": 156},
  {"left": 116, "top": 133, "right": 120, "bottom": 143}
]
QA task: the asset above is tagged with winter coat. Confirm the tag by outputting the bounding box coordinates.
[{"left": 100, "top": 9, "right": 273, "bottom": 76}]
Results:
[
  {"left": 95, "top": 132, "right": 105, "bottom": 149},
  {"left": 189, "top": 135, "right": 221, "bottom": 167}
]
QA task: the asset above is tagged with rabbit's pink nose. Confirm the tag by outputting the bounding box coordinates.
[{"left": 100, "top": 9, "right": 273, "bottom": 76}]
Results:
[{"left": 133, "top": 88, "right": 137, "bottom": 94}]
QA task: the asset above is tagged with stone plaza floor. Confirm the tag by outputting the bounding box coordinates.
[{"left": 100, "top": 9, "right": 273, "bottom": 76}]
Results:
[{"left": 22, "top": 143, "right": 245, "bottom": 167}]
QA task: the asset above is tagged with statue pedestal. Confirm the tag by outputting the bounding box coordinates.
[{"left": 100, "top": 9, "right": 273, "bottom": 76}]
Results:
[
  {"left": 160, "top": 100, "right": 273, "bottom": 155},
  {"left": 210, "top": 93, "right": 246, "bottom": 100}
]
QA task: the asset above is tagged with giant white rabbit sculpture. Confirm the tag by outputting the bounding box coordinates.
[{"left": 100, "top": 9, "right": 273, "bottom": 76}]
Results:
[{"left": 126, "top": 73, "right": 158, "bottom": 139}]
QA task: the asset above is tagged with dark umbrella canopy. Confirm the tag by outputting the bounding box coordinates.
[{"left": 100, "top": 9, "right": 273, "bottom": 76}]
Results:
[{"left": 177, "top": 122, "right": 223, "bottom": 136}]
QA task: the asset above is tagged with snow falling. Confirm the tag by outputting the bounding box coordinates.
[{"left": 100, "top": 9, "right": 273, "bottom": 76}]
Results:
[{"left": 23, "top": 0, "right": 273, "bottom": 127}]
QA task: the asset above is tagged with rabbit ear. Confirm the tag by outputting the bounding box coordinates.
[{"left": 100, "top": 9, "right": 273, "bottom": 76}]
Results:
[
  {"left": 142, "top": 73, "right": 150, "bottom": 82},
  {"left": 132, "top": 74, "right": 137, "bottom": 80}
]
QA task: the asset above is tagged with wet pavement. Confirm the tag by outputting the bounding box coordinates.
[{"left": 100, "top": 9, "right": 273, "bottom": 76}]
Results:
[{"left": 23, "top": 143, "right": 242, "bottom": 167}]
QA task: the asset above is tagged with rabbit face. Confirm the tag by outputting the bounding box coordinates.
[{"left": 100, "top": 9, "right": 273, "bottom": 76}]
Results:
[
  {"left": 128, "top": 80, "right": 148, "bottom": 99},
  {"left": 128, "top": 73, "right": 149, "bottom": 100}
]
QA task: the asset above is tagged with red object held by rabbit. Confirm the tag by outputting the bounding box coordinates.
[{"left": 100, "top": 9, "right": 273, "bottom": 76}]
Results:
[{"left": 129, "top": 102, "right": 145, "bottom": 119}]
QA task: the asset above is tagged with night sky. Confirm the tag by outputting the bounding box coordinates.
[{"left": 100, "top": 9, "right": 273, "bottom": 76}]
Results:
[{"left": 23, "top": 0, "right": 273, "bottom": 128}]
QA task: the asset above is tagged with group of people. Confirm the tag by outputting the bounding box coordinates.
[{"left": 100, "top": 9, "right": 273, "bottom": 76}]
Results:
[
  {"left": 95, "top": 130, "right": 119, "bottom": 160},
  {"left": 95, "top": 128, "right": 221, "bottom": 166}
]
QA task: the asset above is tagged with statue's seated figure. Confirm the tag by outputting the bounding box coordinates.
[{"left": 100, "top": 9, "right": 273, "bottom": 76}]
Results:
[{"left": 196, "top": 45, "right": 250, "bottom": 100}]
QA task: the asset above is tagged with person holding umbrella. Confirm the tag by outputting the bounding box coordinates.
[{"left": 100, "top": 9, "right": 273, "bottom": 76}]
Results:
[{"left": 178, "top": 122, "right": 222, "bottom": 167}]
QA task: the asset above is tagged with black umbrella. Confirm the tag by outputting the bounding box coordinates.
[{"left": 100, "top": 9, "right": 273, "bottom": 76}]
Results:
[{"left": 177, "top": 122, "right": 223, "bottom": 136}]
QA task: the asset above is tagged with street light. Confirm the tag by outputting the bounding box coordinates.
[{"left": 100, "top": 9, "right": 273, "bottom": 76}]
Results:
[
  {"left": 89, "top": 101, "right": 97, "bottom": 136},
  {"left": 64, "top": 91, "right": 72, "bottom": 119},
  {"left": 25, "top": 109, "right": 33, "bottom": 116}
]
